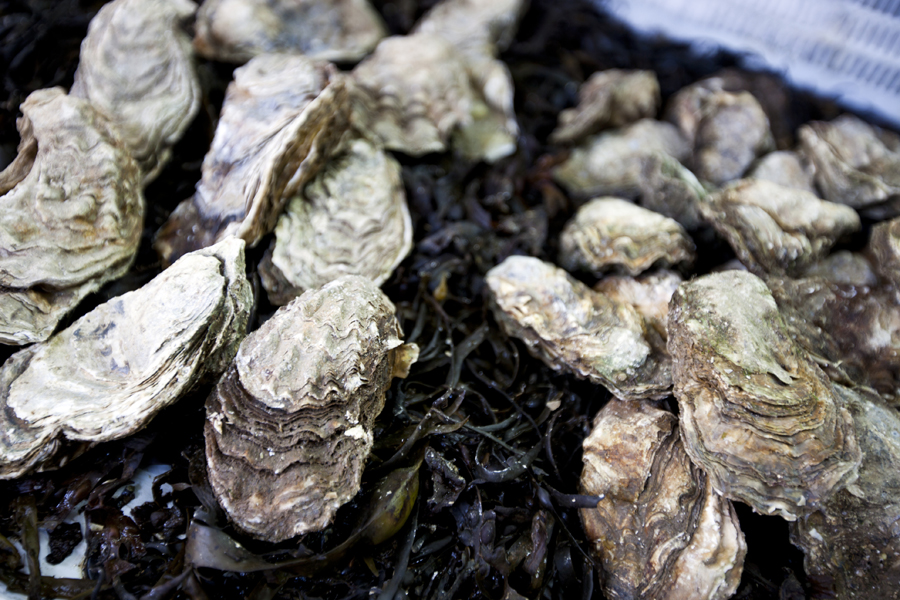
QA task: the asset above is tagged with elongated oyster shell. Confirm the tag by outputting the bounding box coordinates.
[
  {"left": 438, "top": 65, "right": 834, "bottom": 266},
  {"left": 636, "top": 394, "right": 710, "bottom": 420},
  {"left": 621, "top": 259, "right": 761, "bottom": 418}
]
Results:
[
  {"left": 205, "top": 275, "right": 419, "bottom": 542},
  {"left": 668, "top": 270, "right": 861, "bottom": 519},
  {"left": 581, "top": 400, "right": 745, "bottom": 600},
  {"left": 259, "top": 137, "right": 413, "bottom": 305},
  {"left": 559, "top": 198, "right": 694, "bottom": 277},
  {"left": 0, "top": 88, "right": 143, "bottom": 346},
  {"left": 193, "top": 0, "right": 387, "bottom": 64},
  {"left": 70, "top": 0, "right": 199, "bottom": 184},
  {"left": 748, "top": 150, "right": 817, "bottom": 196},
  {"left": 0, "top": 238, "right": 251, "bottom": 479},
  {"left": 156, "top": 54, "right": 349, "bottom": 265},
  {"left": 485, "top": 256, "right": 670, "bottom": 400},
  {"left": 594, "top": 270, "right": 682, "bottom": 340},
  {"left": 871, "top": 217, "right": 900, "bottom": 287}
]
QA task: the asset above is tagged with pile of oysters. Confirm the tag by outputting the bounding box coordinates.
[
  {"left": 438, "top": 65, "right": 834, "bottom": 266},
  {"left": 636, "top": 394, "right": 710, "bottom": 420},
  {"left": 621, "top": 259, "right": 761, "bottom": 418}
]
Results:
[{"left": 1, "top": 0, "right": 899, "bottom": 598}]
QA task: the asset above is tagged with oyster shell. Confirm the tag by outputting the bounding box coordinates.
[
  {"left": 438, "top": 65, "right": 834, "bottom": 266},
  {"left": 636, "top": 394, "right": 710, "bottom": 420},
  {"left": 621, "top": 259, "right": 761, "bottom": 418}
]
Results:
[
  {"left": 594, "top": 270, "right": 682, "bottom": 340},
  {"left": 799, "top": 250, "right": 878, "bottom": 287},
  {"left": 0, "top": 88, "right": 143, "bottom": 345},
  {"left": 155, "top": 54, "right": 349, "bottom": 264},
  {"left": 747, "top": 150, "right": 817, "bottom": 196},
  {"left": 205, "top": 275, "right": 419, "bottom": 542},
  {"left": 0, "top": 238, "right": 251, "bottom": 479},
  {"left": 485, "top": 256, "right": 670, "bottom": 400},
  {"left": 668, "top": 270, "right": 861, "bottom": 519},
  {"left": 70, "top": 0, "right": 200, "bottom": 184},
  {"left": 581, "top": 400, "right": 745, "bottom": 600},
  {"left": 551, "top": 70, "right": 660, "bottom": 145},
  {"left": 558, "top": 197, "right": 694, "bottom": 277},
  {"left": 259, "top": 137, "right": 413, "bottom": 305},
  {"left": 193, "top": 0, "right": 387, "bottom": 64},
  {"left": 636, "top": 152, "right": 707, "bottom": 230},
  {"left": 871, "top": 217, "right": 900, "bottom": 288}
]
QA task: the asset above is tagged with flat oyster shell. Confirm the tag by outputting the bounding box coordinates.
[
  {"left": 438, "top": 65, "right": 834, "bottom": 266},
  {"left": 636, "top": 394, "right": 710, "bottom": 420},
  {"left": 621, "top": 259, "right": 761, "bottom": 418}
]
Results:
[
  {"left": 485, "top": 256, "right": 670, "bottom": 400},
  {"left": 193, "top": 0, "right": 387, "bottom": 64},
  {"left": 581, "top": 400, "right": 745, "bottom": 600},
  {"left": 559, "top": 197, "right": 694, "bottom": 277},
  {"left": 156, "top": 54, "right": 349, "bottom": 265},
  {"left": 0, "top": 238, "right": 251, "bottom": 479},
  {"left": 700, "top": 179, "right": 860, "bottom": 276},
  {"left": 747, "top": 150, "right": 817, "bottom": 196},
  {"left": 71, "top": 0, "right": 199, "bottom": 184},
  {"left": 0, "top": 88, "right": 143, "bottom": 345},
  {"left": 205, "top": 275, "right": 418, "bottom": 542},
  {"left": 668, "top": 270, "right": 861, "bottom": 519},
  {"left": 259, "top": 137, "right": 413, "bottom": 305},
  {"left": 551, "top": 70, "right": 660, "bottom": 145},
  {"left": 594, "top": 270, "right": 682, "bottom": 340}
]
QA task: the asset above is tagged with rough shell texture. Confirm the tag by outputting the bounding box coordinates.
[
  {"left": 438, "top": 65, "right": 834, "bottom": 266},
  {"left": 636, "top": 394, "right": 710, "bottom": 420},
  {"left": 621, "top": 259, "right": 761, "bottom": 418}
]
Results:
[
  {"left": 594, "top": 270, "right": 682, "bottom": 340},
  {"left": 558, "top": 197, "right": 695, "bottom": 277},
  {"left": 71, "top": 0, "right": 199, "bottom": 184},
  {"left": 700, "top": 179, "right": 860, "bottom": 276},
  {"left": 205, "top": 275, "right": 418, "bottom": 542},
  {"left": 551, "top": 70, "right": 660, "bottom": 145},
  {"left": 485, "top": 256, "right": 671, "bottom": 400},
  {"left": 580, "top": 400, "right": 745, "bottom": 600},
  {"left": 259, "top": 137, "right": 413, "bottom": 305},
  {"left": 747, "top": 150, "right": 818, "bottom": 196},
  {"left": 668, "top": 270, "right": 861, "bottom": 519},
  {"left": 0, "top": 238, "right": 251, "bottom": 479},
  {"left": 193, "top": 0, "right": 387, "bottom": 64},
  {"left": 871, "top": 217, "right": 900, "bottom": 288},
  {"left": 636, "top": 152, "right": 707, "bottom": 230},
  {"left": 156, "top": 54, "right": 349, "bottom": 265},
  {"left": 0, "top": 88, "right": 143, "bottom": 345}
]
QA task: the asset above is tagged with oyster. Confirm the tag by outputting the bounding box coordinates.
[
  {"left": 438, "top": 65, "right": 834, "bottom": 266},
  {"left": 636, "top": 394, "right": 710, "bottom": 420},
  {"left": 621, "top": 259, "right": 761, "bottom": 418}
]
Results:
[
  {"left": 558, "top": 197, "right": 694, "bottom": 277},
  {"left": 668, "top": 270, "right": 861, "bottom": 519},
  {"left": 700, "top": 179, "right": 860, "bottom": 276},
  {"left": 551, "top": 70, "right": 660, "bottom": 145},
  {"left": 259, "top": 137, "right": 413, "bottom": 305},
  {"left": 156, "top": 54, "right": 349, "bottom": 264},
  {"left": 485, "top": 256, "right": 670, "bottom": 400},
  {"left": 0, "top": 88, "right": 143, "bottom": 345},
  {"left": 748, "top": 150, "right": 817, "bottom": 195},
  {"left": 581, "top": 400, "right": 745, "bottom": 600},
  {"left": 594, "top": 270, "right": 682, "bottom": 340},
  {"left": 637, "top": 152, "right": 707, "bottom": 230},
  {"left": 871, "top": 217, "right": 900, "bottom": 287},
  {"left": 193, "top": 0, "right": 387, "bottom": 64},
  {"left": 799, "top": 250, "right": 878, "bottom": 287},
  {"left": 204, "top": 275, "right": 419, "bottom": 542},
  {"left": 0, "top": 238, "right": 251, "bottom": 479}
]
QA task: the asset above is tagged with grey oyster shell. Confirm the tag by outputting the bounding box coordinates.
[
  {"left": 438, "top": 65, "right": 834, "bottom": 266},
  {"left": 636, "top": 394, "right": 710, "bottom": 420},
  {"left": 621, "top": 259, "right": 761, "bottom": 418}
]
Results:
[
  {"left": 747, "top": 150, "right": 817, "bottom": 196},
  {"left": 558, "top": 197, "right": 694, "bottom": 277},
  {"left": 636, "top": 152, "right": 707, "bottom": 230},
  {"left": 581, "top": 400, "right": 745, "bottom": 600},
  {"left": 668, "top": 270, "right": 861, "bottom": 519},
  {"left": 71, "top": 0, "right": 200, "bottom": 184},
  {"left": 485, "top": 256, "right": 671, "bottom": 400},
  {"left": 0, "top": 238, "right": 251, "bottom": 479},
  {"left": 799, "top": 250, "right": 878, "bottom": 288},
  {"left": 700, "top": 179, "right": 860, "bottom": 276},
  {"left": 871, "top": 217, "right": 900, "bottom": 287},
  {"left": 551, "top": 70, "right": 660, "bottom": 145},
  {"left": 594, "top": 270, "right": 682, "bottom": 340},
  {"left": 156, "top": 54, "right": 349, "bottom": 265},
  {"left": 259, "top": 137, "right": 413, "bottom": 305},
  {"left": 205, "top": 275, "right": 419, "bottom": 542},
  {"left": 193, "top": 0, "right": 387, "bottom": 64},
  {"left": 0, "top": 88, "right": 143, "bottom": 346}
]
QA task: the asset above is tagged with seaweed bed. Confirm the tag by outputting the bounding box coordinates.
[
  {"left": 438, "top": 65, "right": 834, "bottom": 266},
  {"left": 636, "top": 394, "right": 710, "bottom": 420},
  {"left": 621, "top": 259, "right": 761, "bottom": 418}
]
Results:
[{"left": 0, "top": 0, "right": 861, "bottom": 598}]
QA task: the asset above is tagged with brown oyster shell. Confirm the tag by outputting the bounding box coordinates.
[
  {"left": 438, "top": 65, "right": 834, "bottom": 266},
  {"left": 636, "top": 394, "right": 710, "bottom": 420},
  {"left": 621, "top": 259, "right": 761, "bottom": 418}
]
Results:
[
  {"left": 580, "top": 400, "right": 745, "bottom": 600},
  {"left": 485, "top": 256, "right": 670, "bottom": 400},
  {"left": 70, "top": 0, "right": 199, "bottom": 184},
  {"left": 259, "top": 137, "right": 413, "bottom": 305},
  {"left": 559, "top": 197, "right": 695, "bottom": 277},
  {"left": 155, "top": 54, "right": 349, "bottom": 265},
  {"left": 747, "top": 150, "right": 818, "bottom": 196},
  {"left": 871, "top": 217, "right": 900, "bottom": 287},
  {"left": 0, "top": 238, "right": 251, "bottom": 479},
  {"left": 193, "top": 0, "right": 387, "bottom": 64},
  {"left": 0, "top": 88, "right": 143, "bottom": 346},
  {"left": 668, "top": 270, "right": 861, "bottom": 519},
  {"left": 205, "top": 275, "right": 418, "bottom": 542},
  {"left": 594, "top": 270, "right": 682, "bottom": 340}
]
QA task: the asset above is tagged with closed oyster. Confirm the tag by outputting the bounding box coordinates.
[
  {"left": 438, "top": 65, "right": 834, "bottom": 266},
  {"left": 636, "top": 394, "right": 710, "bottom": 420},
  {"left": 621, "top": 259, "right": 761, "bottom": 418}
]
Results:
[
  {"left": 193, "top": 0, "right": 387, "bottom": 64},
  {"left": 156, "top": 54, "right": 349, "bottom": 265},
  {"left": 871, "top": 217, "right": 900, "bottom": 287},
  {"left": 70, "top": 0, "right": 199, "bottom": 184},
  {"left": 668, "top": 271, "right": 861, "bottom": 519},
  {"left": 581, "top": 400, "right": 745, "bottom": 600},
  {"left": 799, "top": 250, "right": 878, "bottom": 287},
  {"left": 700, "top": 179, "right": 860, "bottom": 276},
  {"left": 559, "top": 198, "right": 694, "bottom": 277},
  {"left": 0, "top": 88, "right": 143, "bottom": 345},
  {"left": 747, "top": 150, "right": 817, "bottom": 196},
  {"left": 637, "top": 152, "right": 707, "bottom": 230},
  {"left": 594, "top": 270, "right": 682, "bottom": 340},
  {"left": 259, "top": 137, "right": 413, "bottom": 305},
  {"left": 205, "top": 275, "right": 419, "bottom": 542},
  {"left": 0, "top": 238, "right": 251, "bottom": 479},
  {"left": 551, "top": 70, "right": 660, "bottom": 145},
  {"left": 485, "top": 256, "right": 670, "bottom": 400}
]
